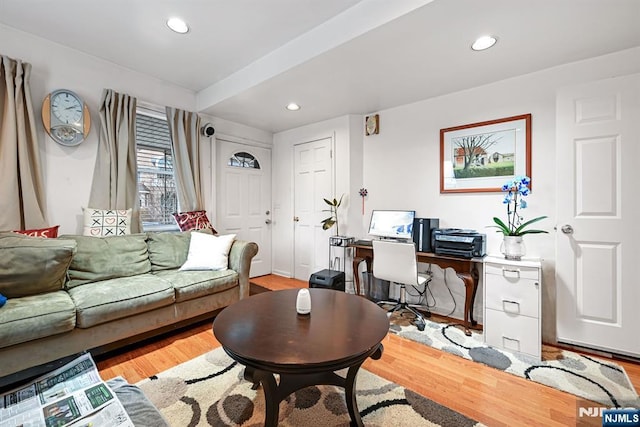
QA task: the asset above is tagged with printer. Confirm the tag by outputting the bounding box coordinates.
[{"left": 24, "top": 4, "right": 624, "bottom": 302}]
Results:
[{"left": 432, "top": 228, "right": 486, "bottom": 258}]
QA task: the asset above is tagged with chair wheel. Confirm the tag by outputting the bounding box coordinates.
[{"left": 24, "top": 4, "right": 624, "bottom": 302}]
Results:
[{"left": 416, "top": 323, "right": 425, "bottom": 331}]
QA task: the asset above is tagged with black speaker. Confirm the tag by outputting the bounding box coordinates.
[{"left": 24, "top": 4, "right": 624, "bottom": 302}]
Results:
[{"left": 412, "top": 218, "right": 439, "bottom": 252}]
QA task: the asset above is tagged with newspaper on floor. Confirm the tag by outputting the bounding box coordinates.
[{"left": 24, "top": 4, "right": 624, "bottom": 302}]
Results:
[{"left": 0, "top": 352, "right": 133, "bottom": 427}]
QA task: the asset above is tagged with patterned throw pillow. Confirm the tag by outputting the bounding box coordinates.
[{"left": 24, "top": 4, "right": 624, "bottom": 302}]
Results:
[
  {"left": 172, "top": 210, "right": 216, "bottom": 233},
  {"left": 13, "top": 225, "right": 59, "bottom": 238},
  {"left": 83, "top": 208, "right": 132, "bottom": 237}
]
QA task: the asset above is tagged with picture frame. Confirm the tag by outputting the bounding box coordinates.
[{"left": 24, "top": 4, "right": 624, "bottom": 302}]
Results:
[{"left": 440, "top": 114, "right": 532, "bottom": 193}]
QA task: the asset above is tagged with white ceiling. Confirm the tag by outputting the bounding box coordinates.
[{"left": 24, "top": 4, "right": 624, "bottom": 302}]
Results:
[{"left": 1, "top": 0, "right": 639, "bottom": 133}]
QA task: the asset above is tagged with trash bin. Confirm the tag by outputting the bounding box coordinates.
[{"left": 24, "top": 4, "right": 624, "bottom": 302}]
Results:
[{"left": 361, "top": 272, "right": 389, "bottom": 302}]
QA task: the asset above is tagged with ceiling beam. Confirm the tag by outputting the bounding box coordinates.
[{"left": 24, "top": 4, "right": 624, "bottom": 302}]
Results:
[{"left": 196, "top": 0, "right": 434, "bottom": 112}]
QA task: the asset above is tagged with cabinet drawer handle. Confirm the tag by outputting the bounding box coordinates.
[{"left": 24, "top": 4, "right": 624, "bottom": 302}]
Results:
[
  {"left": 502, "top": 336, "right": 520, "bottom": 350},
  {"left": 502, "top": 299, "right": 521, "bottom": 313},
  {"left": 502, "top": 336, "right": 521, "bottom": 351},
  {"left": 502, "top": 268, "right": 520, "bottom": 278}
]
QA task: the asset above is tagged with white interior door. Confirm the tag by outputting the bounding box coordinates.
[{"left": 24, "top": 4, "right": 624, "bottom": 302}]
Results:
[
  {"left": 293, "top": 138, "right": 333, "bottom": 281},
  {"left": 217, "top": 140, "right": 272, "bottom": 277},
  {"left": 556, "top": 74, "right": 640, "bottom": 357}
]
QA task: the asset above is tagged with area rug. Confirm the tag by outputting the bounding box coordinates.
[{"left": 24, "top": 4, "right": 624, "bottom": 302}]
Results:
[
  {"left": 389, "top": 312, "right": 640, "bottom": 408},
  {"left": 137, "top": 346, "right": 485, "bottom": 426}
]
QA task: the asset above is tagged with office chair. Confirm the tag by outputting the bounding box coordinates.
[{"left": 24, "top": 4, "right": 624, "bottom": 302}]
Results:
[{"left": 372, "top": 240, "right": 431, "bottom": 331}]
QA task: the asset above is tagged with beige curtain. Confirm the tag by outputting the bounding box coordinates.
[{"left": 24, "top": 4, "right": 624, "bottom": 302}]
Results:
[
  {"left": 88, "top": 89, "right": 141, "bottom": 232},
  {"left": 0, "top": 55, "right": 47, "bottom": 230},
  {"left": 165, "top": 107, "right": 203, "bottom": 211}
]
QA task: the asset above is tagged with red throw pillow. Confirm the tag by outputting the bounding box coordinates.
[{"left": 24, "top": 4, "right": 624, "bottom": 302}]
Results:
[
  {"left": 172, "top": 211, "right": 217, "bottom": 233},
  {"left": 13, "top": 225, "right": 60, "bottom": 238}
]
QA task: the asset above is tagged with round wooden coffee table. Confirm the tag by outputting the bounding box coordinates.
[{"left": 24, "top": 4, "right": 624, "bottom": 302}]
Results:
[{"left": 213, "top": 288, "right": 389, "bottom": 427}]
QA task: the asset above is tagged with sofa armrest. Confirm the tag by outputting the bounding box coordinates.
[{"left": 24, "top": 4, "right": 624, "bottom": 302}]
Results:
[{"left": 228, "top": 240, "right": 259, "bottom": 299}]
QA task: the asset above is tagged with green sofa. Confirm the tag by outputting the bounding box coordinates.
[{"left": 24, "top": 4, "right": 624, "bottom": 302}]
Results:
[{"left": 0, "top": 231, "right": 258, "bottom": 386}]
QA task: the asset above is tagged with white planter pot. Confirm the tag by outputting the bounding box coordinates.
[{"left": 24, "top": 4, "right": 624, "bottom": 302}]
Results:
[{"left": 501, "top": 235, "right": 526, "bottom": 261}]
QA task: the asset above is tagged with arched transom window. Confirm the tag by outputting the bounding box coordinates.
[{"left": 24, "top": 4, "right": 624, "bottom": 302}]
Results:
[{"left": 228, "top": 151, "right": 260, "bottom": 169}]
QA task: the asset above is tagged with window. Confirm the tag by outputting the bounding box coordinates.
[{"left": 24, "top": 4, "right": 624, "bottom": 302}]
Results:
[
  {"left": 228, "top": 151, "right": 260, "bottom": 169},
  {"left": 136, "top": 111, "right": 178, "bottom": 230}
]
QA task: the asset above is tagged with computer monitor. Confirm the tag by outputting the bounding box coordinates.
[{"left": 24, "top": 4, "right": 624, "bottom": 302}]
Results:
[{"left": 368, "top": 210, "right": 415, "bottom": 240}]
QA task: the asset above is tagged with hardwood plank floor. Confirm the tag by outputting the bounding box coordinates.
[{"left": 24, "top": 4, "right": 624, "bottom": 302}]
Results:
[{"left": 97, "top": 275, "right": 640, "bottom": 426}]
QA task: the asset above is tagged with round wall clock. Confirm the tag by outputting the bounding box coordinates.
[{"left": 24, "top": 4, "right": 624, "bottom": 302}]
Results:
[
  {"left": 42, "top": 89, "right": 91, "bottom": 146},
  {"left": 365, "top": 114, "right": 379, "bottom": 136}
]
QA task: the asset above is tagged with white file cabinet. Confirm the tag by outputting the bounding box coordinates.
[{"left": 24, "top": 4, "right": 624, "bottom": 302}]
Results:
[{"left": 483, "top": 256, "right": 542, "bottom": 360}]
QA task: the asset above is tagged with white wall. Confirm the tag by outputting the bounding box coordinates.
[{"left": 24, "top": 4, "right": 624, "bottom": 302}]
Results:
[
  {"left": 1, "top": 24, "right": 271, "bottom": 234},
  {"left": 273, "top": 47, "right": 640, "bottom": 343}
]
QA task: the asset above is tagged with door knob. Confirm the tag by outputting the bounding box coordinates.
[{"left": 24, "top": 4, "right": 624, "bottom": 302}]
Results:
[
  {"left": 294, "top": 216, "right": 299, "bottom": 222},
  {"left": 265, "top": 219, "right": 272, "bottom": 224},
  {"left": 561, "top": 224, "right": 574, "bottom": 234}
]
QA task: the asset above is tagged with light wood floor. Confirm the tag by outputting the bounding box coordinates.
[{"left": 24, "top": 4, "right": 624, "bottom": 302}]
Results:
[{"left": 97, "top": 275, "right": 640, "bottom": 426}]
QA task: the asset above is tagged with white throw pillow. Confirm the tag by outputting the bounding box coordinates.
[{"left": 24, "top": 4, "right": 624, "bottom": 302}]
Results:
[
  {"left": 83, "top": 208, "right": 132, "bottom": 237},
  {"left": 179, "top": 232, "right": 236, "bottom": 271}
]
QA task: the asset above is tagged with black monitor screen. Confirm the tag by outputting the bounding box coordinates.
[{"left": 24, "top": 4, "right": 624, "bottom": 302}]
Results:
[{"left": 368, "top": 210, "right": 415, "bottom": 240}]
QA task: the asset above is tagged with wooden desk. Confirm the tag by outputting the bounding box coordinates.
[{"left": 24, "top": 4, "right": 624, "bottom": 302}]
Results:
[{"left": 351, "top": 244, "right": 481, "bottom": 335}]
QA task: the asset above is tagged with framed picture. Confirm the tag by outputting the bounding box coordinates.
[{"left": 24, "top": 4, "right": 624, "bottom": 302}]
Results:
[{"left": 440, "top": 114, "right": 532, "bottom": 193}]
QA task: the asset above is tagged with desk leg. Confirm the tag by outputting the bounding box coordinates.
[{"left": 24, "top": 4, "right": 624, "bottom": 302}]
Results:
[
  {"left": 471, "top": 264, "right": 480, "bottom": 325},
  {"left": 457, "top": 271, "right": 479, "bottom": 336}
]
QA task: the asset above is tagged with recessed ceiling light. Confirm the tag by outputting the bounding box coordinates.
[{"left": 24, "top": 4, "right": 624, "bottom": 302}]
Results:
[
  {"left": 471, "top": 35, "right": 497, "bottom": 51},
  {"left": 167, "top": 17, "right": 189, "bottom": 34},
  {"left": 286, "top": 103, "right": 301, "bottom": 111}
]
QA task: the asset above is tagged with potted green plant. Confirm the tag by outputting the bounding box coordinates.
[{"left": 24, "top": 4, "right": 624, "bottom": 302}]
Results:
[
  {"left": 321, "top": 195, "right": 344, "bottom": 236},
  {"left": 490, "top": 176, "right": 547, "bottom": 260}
]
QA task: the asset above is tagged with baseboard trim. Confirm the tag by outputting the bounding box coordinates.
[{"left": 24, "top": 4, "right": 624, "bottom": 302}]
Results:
[{"left": 555, "top": 340, "right": 640, "bottom": 364}]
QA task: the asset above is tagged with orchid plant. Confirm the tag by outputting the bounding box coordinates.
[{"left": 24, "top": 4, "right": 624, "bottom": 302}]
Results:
[{"left": 491, "top": 176, "right": 548, "bottom": 236}]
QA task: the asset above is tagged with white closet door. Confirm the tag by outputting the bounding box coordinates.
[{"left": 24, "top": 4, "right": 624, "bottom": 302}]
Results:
[
  {"left": 293, "top": 137, "right": 333, "bottom": 281},
  {"left": 556, "top": 74, "right": 640, "bottom": 357}
]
